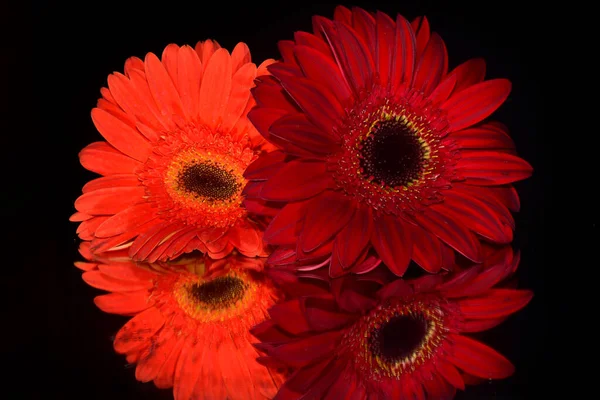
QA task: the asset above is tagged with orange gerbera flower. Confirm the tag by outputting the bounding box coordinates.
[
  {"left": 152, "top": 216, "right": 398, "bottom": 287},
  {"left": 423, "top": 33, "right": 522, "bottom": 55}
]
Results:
[
  {"left": 71, "top": 40, "right": 275, "bottom": 262},
  {"left": 75, "top": 244, "right": 284, "bottom": 400}
]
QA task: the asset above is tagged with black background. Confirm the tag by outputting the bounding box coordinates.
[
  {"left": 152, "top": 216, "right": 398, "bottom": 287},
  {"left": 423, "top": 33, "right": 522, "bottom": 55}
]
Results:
[{"left": 9, "top": 0, "right": 551, "bottom": 398}]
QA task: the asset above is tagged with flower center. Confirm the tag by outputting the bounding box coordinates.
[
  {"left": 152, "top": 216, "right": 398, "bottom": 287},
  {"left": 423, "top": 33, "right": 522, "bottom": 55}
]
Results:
[
  {"left": 359, "top": 118, "right": 428, "bottom": 188},
  {"left": 178, "top": 161, "right": 242, "bottom": 202},
  {"left": 173, "top": 270, "right": 263, "bottom": 322},
  {"left": 368, "top": 314, "right": 428, "bottom": 363},
  {"left": 188, "top": 275, "right": 248, "bottom": 310},
  {"left": 340, "top": 296, "right": 449, "bottom": 379},
  {"left": 138, "top": 123, "right": 256, "bottom": 229},
  {"left": 330, "top": 87, "right": 458, "bottom": 215}
]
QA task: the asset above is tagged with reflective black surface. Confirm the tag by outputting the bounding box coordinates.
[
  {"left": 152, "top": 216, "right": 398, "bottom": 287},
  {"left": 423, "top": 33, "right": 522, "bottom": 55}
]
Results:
[{"left": 10, "top": 1, "right": 553, "bottom": 398}]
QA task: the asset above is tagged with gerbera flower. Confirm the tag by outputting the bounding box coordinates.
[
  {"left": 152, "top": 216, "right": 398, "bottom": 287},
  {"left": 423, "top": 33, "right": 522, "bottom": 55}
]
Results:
[
  {"left": 245, "top": 6, "right": 532, "bottom": 276},
  {"left": 71, "top": 40, "right": 276, "bottom": 262},
  {"left": 75, "top": 249, "right": 284, "bottom": 400},
  {"left": 252, "top": 246, "right": 532, "bottom": 399}
]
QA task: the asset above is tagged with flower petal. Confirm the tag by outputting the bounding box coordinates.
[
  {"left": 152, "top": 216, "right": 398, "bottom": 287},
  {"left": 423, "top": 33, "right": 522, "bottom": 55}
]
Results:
[
  {"left": 448, "top": 334, "right": 515, "bottom": 379},
  {"left": 456, "top": 150, "right": 533, "bottom": 185},
  {"left": 91, "top": 108, "right": 152, "bottom": 162},
  {"left": 300, "top": 190, "right": 355, "bottom": 253},
  {"left": 199, "top": 48, "right": 233, "bottom": 128},
  {"left": 371, "top": 215, "right": 413, "bottom": 276},
  {"left": 259, "top": 160, "right": 333, "bottom": 202},
  {"left": 443, "top": 79, "right": 512, "bottom": 131},
  {"left": 414, "top": 209, "right": 481, "bottom": 262}
]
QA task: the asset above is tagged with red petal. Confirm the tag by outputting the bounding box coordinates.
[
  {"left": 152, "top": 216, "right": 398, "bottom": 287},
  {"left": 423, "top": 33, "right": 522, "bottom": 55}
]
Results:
[
  {"left": 377, "top": 279, "right": 413, "bottom": 300},
  {"left": 456, "top": 150, "right": 533, "bottom": 185},
  {"left": 259, "top": 160, "right": 333, "bottom": 202},
  {"left": 351, "top": 7, "right": 376, "bottom": 51},
  {"left": 278, "top": 40, "right": 298, "bottom": 65},
  {"left": 375, "top": 11, "right": 396, "bottom": 85},
  {"left": 428, "top": 73, "right": 457, "bottom": 106},
  {"left": 244, "top": 150, "right": 286, "bottom": 181},
  {"left": 303, "top": 297, "right": 356, "bottom": 332},
  {"left": 435, "top": 361, "right": 465, "bottom": 390},
  {"left": 443, "top": 79, "right": 512, "bottom": 131},
  {"left": 460, "top": 317, "right": 508, "bottom": 333},
  {"left": 334, "top": 204, "right": 373, "bottom": 269},
  {"left": 414, "top": 209, "right": 481, "bottom": 262},
  {"left": 438, "top": 193, "right": 513, "bottom": 243},
  {"left": 251, "top": 78, "right": 299, "bottom": 113},
  {"left": 458, "top": 289, "right": 533, "bottom": 319},
  {"left": 265, "top": 330, "right": 341, "bottom": 367},
  {"left": 391, "top": 14, "right": 417, "bottom": 88},
  {"left": 410, "top": 223, "right": 443, "bottom": 273},
  {"left": 268, "top": 299, "right": 311, "bottom": 335},
  {"left": 371, "top": 215, "right": 412, "bottom": 276},
  {"left": 411, "top": 16, "right": 431, "bottom": 59},
  {"left": 489, "top": 185, "right": 520, "bottom": 212},
  {"left": 79, "top": 142, "right": 142, "bottom": 176},
  {"left": 443, "top": 251, "right": 516, "bottom": 298},
  {"left": 333, "top": 5, "right": 352, "bottom": 25},
  {"left": 91, "top": 108, "right": 151, "bottom": 162},
  {"left": 448, "top": 334, "right": 515, "bottom": 379},
  {"left": 300, "top": 190, "right": 355, "bottom": 252},
  {"left": 449, "top": 58, "right": 487, "bottom": 94},
  {"left": 294, "top": 31, "right": 332, "bottom": 56},
  {"left": 273, "top": 357, "right": 330, "bottom": 398},
  {"left": 413, "top": 33, "right": 446, "bottom": 96},
  {"left": 450, "top": 123, "right": 515, "bottom": 151},
  {"left": 278, "top": 75, "right": 344, "bottom": 132},
  {"left": 269, "top": 113, "right": 339, "bottom": 156},
  {"left": 294, "top": 45, "right": 352, "bottom": 103},
  {"left": 264, "top": 201, "right": 307, "bottom": 246},
  {"left": 321, "top": 21, "right": 375, "bottom": 93}
]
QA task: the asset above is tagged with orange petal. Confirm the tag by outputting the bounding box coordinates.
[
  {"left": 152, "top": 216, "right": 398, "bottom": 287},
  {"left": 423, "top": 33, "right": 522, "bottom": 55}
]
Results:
[
  {"left": 91, "top": 108, "right": 152, "bottom": 162},
  {"left": 198, "top": 48, "right": 232, "bottom": 128}
]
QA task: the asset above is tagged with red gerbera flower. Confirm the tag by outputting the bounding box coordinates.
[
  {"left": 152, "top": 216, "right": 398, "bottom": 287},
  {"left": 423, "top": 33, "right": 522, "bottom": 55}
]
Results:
[
  {"left": 71, "top": 40, "right": 276, "bottom": 262},
  {"left": 245, "top": 6, "right": 532, "bottom": 276},
  {"left": 252, "top": 246, "right": 532, "bottom": 399},
  {"left": 75, "top": 247, "right": 284, "bottom": 400}
]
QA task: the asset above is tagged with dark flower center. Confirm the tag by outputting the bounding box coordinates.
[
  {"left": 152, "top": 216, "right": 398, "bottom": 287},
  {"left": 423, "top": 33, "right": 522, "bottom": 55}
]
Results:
[
  {"left": 178, "top": 161, "right": 241, "bottom": 201},
  {"left": 368, "top": 314, "right": 428, "bottom": 362},
  {"left": 359, "top": 119, "right": 426, "bottom": 187},
  {"left": 189, "top": 276, "right": 247, "bottom": 309}
]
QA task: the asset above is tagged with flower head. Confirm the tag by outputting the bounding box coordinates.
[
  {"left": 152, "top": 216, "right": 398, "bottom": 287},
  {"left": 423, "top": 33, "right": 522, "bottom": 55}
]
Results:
[
  {"left": 71, "top": 40, "right": 276, "bottom": 262},
  {"left": 76, "top": 246, "right": 284, "bottom": 400},
  {"left": 252, "top": 246, "right": 532, "bottom": 399},
  {"left": 245, "top": 6, "right": 532, "bottom": 276}
]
